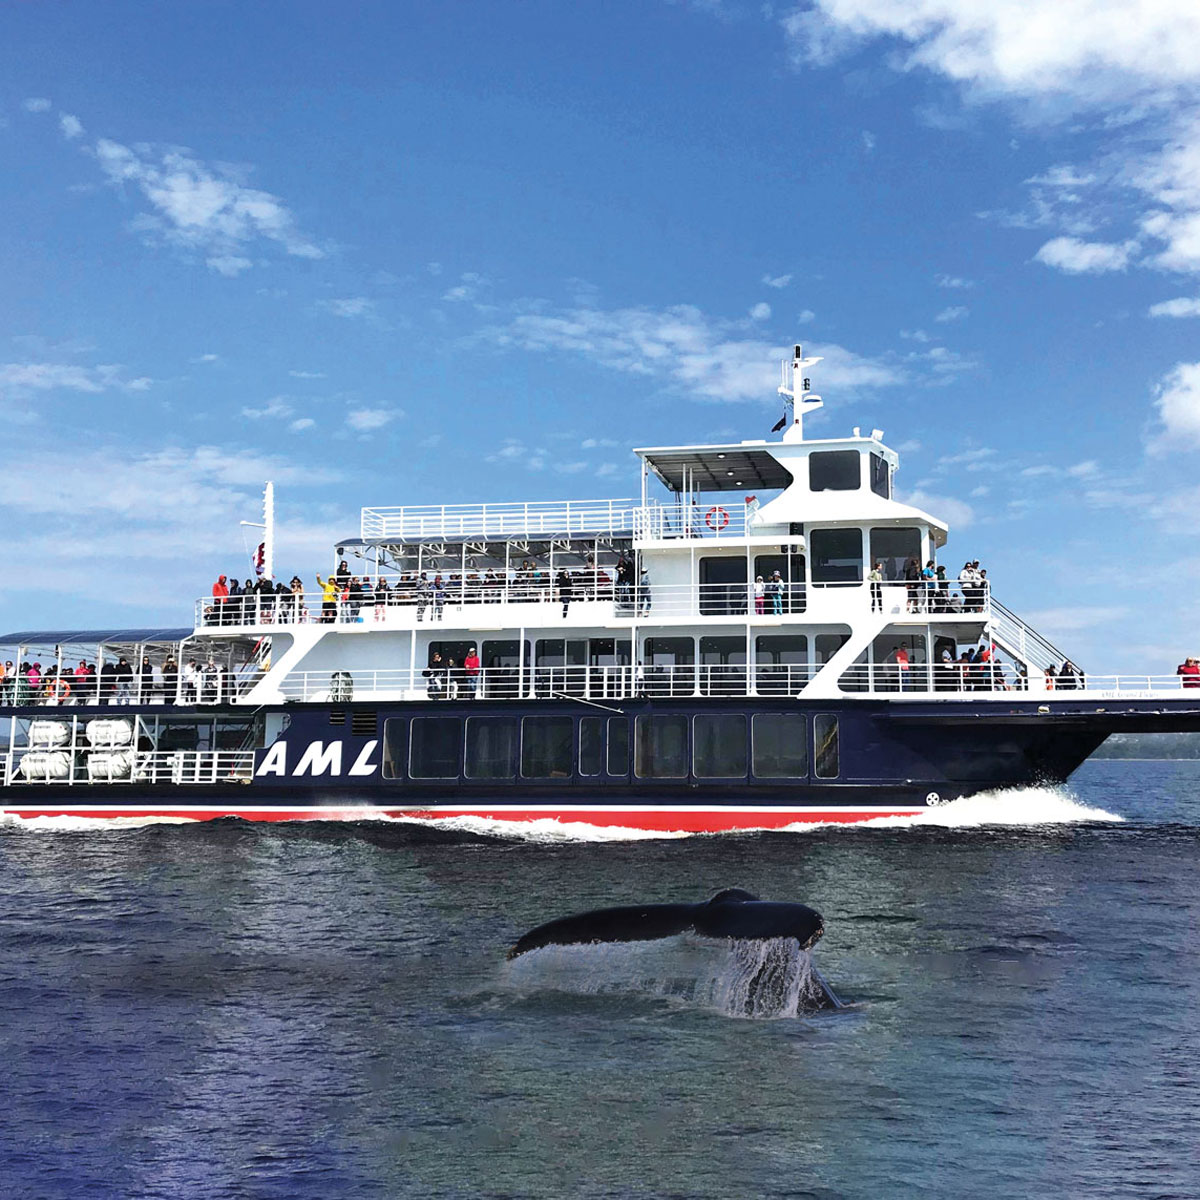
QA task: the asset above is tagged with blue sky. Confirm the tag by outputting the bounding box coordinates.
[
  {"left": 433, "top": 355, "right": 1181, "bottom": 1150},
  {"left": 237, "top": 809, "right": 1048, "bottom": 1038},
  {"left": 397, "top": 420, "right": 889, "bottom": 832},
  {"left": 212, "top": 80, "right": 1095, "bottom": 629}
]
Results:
[{"left": 3, "top": 1, "right": 1200, "bottom": 671}]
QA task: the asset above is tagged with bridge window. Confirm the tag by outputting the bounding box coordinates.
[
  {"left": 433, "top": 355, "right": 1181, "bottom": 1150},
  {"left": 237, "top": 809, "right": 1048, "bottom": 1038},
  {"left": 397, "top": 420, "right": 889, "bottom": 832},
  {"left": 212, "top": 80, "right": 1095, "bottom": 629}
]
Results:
[
  {"left": 752, "top": 713, "right": 808, "bottom": 778},
  {"left": 870, "top": 452, "right": 890, "bottom": 498},
  {"left": 810, "top": 528, "right": 863, "bottom": 583},
  {"left": 521, "top": 716, "right": 573, "bottom": 778},
  {"left": 465, "top": 716, "right": 518, "bottom": 780},
  {"left": 809, "top": 450, "right": 861, "bottom": 492},
  {"left": 869, "top": 527, "right": 920, "bottom": 582},
  {"left": 634, "top": 713, "right": 688, "bottom": 779},
  {"left": 580, "top": 717, "right": 603, "bottom": 777},
  {"left": 693, "top": 714, "right": 747, "bottom": 778},
  {"left": 410, "top": 717, "right": 462, "bottom": 780},
  {"left": 814, "top": 714, "right": 840, "bottom": 778}
]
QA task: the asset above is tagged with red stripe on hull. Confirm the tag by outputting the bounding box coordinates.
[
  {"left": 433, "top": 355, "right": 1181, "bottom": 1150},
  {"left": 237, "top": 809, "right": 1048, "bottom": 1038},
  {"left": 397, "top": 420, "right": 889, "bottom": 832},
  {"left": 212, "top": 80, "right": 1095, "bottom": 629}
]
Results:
[{"left": 1, "top": 805, "right": 922, "bottom": 830}]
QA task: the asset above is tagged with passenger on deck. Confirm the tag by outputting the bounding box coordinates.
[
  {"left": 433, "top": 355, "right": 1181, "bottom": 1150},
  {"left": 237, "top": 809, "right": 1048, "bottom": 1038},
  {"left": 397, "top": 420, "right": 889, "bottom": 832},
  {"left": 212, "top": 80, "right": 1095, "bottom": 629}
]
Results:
[
  {"left": 433, "top": 575, "right": 446, "bottom": 620},
  {"left": 904, "top": 558, "right": 921, "bottom": 613},
  {"left": 113, "top": 656, "right": 134, "bottom": 705},
  {"left": 1177, "top": 656, "right": 1200, "bottom": 687},
  {"left": 754, "top": 575, "right": 766, "bottom": 615},
  {"left": 557, "top": 568, "right": 573, "bottom": 618},
  {"left": 212, "top": 574, "right": 229, "bottom": 623},
  {"left": 415, "top": 573, "right": 431, "bottom": 621},
  {"left": 423, "top": 651, "right": 446, "bottom": 699},
  {"left": 315, "top": 573, "right": 339, "bottom": 623},
  {"left": 867, "top": 563, "right": 883, "bottom": 612},
  {"left": 464, "top": 646, "right": 481, "bottom": 697}
]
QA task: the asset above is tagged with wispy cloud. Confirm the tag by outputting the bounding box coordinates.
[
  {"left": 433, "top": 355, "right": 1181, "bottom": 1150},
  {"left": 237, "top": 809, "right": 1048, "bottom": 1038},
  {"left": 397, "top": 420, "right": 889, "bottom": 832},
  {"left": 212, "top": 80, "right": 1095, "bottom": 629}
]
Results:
[
  {"left": 1034, "top": 236, "right": 1136, "bottom": 274},
  {"left": 22, "top": 97, "right": 51, "bottom": 113},
  {"left": 934, "top": 273, "right": 974, "bottom": 289},
  {"left": 59, "top": 112, "right": 84, "bottom": 140},
  {"left": 241, "top": 396, "right": 294, "bottom": 420},
  {"left": 1148, "top": 296, "right": 1200, "bottom": 318},
  {"left": 319, "top": 297, "right": 374, "bottom": 319},
  {"left": 0, "top": 361, "right": 152, "bottom": 400},
  {"left": 346, "top": 407, "right": 401, "bottom": 431},
  {"left": 761, "top": 273, "right": 793, "bottom": 289},
  {"left": 483, "top": 301, "right": 904, "bottom": 402},
  {"left": 1150, "top": 361, "right": 1200, "bottom": 451},
  {"left": 749, "top": 302, "right": 771, "bottom": 320},
  {"left": 288, "top": 369, "right": 326, "bottom": 379},
  {"left": 934, "top": 305, "right": 968, "bottom": 323},
  {"left": 91, "top": 137, "right": 323, "bottom": 274}
]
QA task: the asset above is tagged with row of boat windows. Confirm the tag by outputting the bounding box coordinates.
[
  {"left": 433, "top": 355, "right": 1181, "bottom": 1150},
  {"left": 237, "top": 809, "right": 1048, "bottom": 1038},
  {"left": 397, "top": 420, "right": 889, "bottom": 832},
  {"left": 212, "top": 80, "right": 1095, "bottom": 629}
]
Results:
[
  {"left": 381, "top": 713, "right": 840, "bottom": 781},
  {"left": 809, "top": 450, "right": 891, "bottom": 499}
]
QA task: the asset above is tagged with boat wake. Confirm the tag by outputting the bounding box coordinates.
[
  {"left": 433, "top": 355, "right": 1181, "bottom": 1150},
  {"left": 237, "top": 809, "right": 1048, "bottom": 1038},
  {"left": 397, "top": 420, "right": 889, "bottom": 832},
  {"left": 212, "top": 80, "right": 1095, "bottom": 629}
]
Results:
[
  {"left": 0, "top": 812, "right": 200, "bottom": 832},
  {"left": 504, "top": 934, "right": 835, "bottom": 1019},
  {"left": 853, "top": 786, "right": 1123, "bottom": 830}
]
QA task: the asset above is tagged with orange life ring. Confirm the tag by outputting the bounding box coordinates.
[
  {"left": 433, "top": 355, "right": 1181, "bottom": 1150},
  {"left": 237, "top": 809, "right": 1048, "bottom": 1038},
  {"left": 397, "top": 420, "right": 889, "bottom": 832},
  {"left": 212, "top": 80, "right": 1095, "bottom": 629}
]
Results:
[
  {"left": 45, "top": 680, "right": 71, "bottom": 701},
  {"left": 705, "top": 506, "right": 730, "bottom": 531}
]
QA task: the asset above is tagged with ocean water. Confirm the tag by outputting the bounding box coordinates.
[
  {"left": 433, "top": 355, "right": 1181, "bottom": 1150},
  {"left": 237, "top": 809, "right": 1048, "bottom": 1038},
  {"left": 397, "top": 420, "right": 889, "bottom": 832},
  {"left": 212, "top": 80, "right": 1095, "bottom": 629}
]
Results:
[{"left": 1, "top": 760, "right": 1198, "bottom": 1200}]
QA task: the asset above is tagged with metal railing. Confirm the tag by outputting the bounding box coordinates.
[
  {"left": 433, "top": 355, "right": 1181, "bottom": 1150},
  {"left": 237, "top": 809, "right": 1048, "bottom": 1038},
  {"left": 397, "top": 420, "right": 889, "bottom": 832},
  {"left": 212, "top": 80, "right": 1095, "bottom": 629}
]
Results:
[
  {"left": 633, "top": 503, "right": 751, "bottom": 540},
  {"left": 193, "top": 579, "right": 905, "bottom": 629},
  {"left": 0, "top": 668, "right": 262, "bottom": 710},
  {"left": 4, "top": 749, "right": 255, "bottom": 786},
  {"left": 360, "top": 499, "right": 639, "bottom": 540},
  {"left": 273, "top": 663, "right": 1200, "bottom": 704}
]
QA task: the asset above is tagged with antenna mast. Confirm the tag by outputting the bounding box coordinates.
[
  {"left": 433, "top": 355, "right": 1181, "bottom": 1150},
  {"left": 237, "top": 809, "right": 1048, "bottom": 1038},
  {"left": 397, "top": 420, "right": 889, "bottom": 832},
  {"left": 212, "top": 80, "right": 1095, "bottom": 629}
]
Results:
[{"left": 777, "top": 344, "right": 823, "bottom": 442}]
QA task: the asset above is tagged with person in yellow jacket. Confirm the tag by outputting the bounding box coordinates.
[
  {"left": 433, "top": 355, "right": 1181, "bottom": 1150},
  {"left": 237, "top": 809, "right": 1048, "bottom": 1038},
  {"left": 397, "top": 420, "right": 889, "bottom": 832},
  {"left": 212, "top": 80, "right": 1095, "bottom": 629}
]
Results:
[{"left": 316, "top": 574, "right": 339, "bottom": 624}]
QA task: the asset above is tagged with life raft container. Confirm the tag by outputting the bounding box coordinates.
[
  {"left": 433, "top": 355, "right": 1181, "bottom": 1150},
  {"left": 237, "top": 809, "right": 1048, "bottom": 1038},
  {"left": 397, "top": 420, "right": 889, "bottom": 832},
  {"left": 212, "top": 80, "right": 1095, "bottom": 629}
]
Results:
[
  {"left": 86, "top": 718, "right": 134, "bottom": 747},
  {"left": 19, "top": 751, "right": 72, "bottom": 780},
  {"left": 28, "top": 720, "right": 71, "bottom": 747}
]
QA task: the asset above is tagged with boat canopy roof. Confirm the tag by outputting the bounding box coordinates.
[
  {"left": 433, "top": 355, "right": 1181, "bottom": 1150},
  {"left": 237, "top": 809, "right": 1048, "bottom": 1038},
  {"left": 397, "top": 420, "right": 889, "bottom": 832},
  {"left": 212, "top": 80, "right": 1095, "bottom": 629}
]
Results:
[
  {"left": 635, "top": 444, "right": 794, "bottom": 493},
  {"left": 0, "top": 628, "right": 193, "bottom": 648}
]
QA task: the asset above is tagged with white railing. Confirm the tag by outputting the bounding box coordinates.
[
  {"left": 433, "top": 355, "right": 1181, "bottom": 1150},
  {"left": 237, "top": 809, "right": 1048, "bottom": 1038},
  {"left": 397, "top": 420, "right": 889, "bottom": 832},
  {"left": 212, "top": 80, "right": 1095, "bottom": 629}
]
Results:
[
  {"left": 270, "top": 663, "right": 1200, "bottom": 704},
  {"left": 360, "top": 499, "right": 639, "bottom": 540},
  {"left": 4, "top": 749, "right": 255, "bottom": 786},
  {"left": 633, "top": 502, "right": 750, "bottom": 541},
  {"left": 0, "top": 668, "right": 262, "bottom": 709}
]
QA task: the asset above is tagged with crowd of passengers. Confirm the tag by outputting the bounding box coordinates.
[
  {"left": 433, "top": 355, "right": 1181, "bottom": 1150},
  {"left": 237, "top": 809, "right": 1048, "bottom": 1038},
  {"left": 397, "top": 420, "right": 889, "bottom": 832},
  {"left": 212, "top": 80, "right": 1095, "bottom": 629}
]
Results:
[
  {"left": 0, "top": 656, "right": 235, "bottom": 706},
  {"left": 207, "top": 556, "right": 650, "bottom": 625},
  {"left": 867, "top": 558, "right": 990, "bottom": 614}
]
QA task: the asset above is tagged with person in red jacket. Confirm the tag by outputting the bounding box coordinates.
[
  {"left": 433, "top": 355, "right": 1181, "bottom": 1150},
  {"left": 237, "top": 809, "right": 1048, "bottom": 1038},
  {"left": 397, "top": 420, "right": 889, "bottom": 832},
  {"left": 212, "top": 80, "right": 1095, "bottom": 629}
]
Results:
[
  {"left": 1177, "top": 657, "right": 1200, "bottom": 688},
  {"left": 463, "top": 646, "right": 482, "bottom": 698},
  {"left": 212, "top": 574, "right": 229, "bottom": 626}
]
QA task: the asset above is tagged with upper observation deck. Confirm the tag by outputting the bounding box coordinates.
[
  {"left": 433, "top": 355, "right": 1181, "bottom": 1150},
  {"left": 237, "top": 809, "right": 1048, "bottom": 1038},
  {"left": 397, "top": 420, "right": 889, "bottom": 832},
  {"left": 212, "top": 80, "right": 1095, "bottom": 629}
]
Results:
[{"left": 359, "top": 499, "right": 638, "bottom": 542}]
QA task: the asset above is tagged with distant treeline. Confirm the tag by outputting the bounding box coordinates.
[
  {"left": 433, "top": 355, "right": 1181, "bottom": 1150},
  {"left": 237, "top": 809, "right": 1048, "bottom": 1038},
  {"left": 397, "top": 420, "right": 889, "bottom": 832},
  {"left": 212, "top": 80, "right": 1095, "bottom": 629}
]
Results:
[{"left": 1093, "top": 733, "right": 1200, "bottom": 759}]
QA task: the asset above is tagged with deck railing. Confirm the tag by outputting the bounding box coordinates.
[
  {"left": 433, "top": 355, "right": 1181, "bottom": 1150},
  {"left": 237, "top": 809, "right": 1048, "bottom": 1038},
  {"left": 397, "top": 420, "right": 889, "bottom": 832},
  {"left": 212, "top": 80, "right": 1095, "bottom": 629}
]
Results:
[
  {"left": 3, "top": 749, "right": 255, "bottom": 786},
  {"left": 192, "top": 578, "right": 954, "bottom": 629},
  {"left": 269, "top": 664, "right": 1200, "bottom": 704},
  {"left": 360, "top": 499, "right": 640, "bottom": 540}
]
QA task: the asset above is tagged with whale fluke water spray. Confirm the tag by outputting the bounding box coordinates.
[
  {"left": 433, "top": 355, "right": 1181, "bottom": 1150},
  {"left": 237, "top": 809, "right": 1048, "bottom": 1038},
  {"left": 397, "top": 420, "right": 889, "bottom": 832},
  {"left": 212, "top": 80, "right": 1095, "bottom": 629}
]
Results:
[{"left": 507, "top": 889, "right": 842, "bottom": 1014}]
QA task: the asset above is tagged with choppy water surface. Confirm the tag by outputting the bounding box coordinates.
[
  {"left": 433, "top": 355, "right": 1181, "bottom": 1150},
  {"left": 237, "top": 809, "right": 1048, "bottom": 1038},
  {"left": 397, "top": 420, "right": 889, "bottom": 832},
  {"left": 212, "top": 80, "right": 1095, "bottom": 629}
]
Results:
[{"left": 2, "top": 760, "right": 1198, "bottom": 1199}]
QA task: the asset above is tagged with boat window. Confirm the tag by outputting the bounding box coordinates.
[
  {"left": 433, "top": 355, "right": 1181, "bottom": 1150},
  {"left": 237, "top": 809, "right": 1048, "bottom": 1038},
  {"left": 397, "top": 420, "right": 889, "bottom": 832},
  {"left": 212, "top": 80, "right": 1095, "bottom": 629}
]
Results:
[
  {"left": 607, "top": 717, "right": 629, "bottom": 775},
  {"left": 579, "top": 717, "right": 603, "bottom": 777},
  {"left": 465, "top": 716, "right": 518, "bottom": 780},
  {"left": 521, "top": 716, "right": 573, "bottom": 778},
  {"left": 693, "top": 714, "right": 747, "bottom": 778},
  {"left": 752, "top": 713, "right": 808, "bottom": 777},
  {"left": 809, "top": 450, "right": 861, "bottom": 492},
  {"left": 634, "top": 713, "right": 689, "bottom": 779},
  {"left": 481, "top": 639, "right": 529, "bottom": 700},
  {"left": 810, "top": 529, "right": 863, "bottom": 583},
  {"left": 699, "top": 636, "right": 747, "bottom": 697},
  {"left": 755, "top": 635, "right": 809, "bottom": 695},
  {"left": 644, "top": 637, "right": 695, "bottom": 698},
  {"left": 382, "top": 718, "right": 405, "bottom": 780},
  {"left": 815, "top": 633, "right": 850, "bottom": 666},
  {"left": 869, "top": 528, "right": 921, "bottom": 582},
  {"left": 699, "top": 556, "right": 748, "bottom": 616},
  {"left": 409, "top": 717, "right": 462, "bottom": 779},
  {"left": 753, "top": 552, "right": 807, "bottom": 614},
  {"left": 534, "top": 639, "right": 587, "bottom": 697},
  {"left": 870, "top": 452, "right": 890, "bottom": 498},
  {"left": 868, "top": 631, "right": 928, "bottom": 693},
  {"left": 814, "top": 714, "right": 840, "bottom": 778}
]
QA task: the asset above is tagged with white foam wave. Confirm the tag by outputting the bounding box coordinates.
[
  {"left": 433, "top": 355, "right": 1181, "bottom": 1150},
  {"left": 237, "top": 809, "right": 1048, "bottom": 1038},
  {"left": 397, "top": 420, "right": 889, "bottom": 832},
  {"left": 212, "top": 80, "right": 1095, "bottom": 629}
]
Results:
[
  {"left": 0, "top": 812, "right": 200, "bottom": 832},
  {"left": 358, "top": 812, "right": 690, "bottom": 842},
  {"left": 505, "top": 934, "right": 831, "bottom": 1018},
  {"left": 779, "top": 786, "right": 1122, "bottom": 832}
]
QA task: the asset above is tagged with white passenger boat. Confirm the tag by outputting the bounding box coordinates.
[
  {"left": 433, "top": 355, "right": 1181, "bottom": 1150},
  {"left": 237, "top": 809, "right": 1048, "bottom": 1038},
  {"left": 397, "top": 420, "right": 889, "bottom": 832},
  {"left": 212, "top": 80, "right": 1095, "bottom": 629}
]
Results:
[{"left": 3, "top": 348, "right": 1198, "bottom": 828}]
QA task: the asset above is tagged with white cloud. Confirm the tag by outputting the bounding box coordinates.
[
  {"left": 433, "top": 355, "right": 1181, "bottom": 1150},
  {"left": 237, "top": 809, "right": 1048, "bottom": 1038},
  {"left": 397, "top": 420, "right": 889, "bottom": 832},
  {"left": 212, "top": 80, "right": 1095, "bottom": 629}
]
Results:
[
  {"left": 241, "top": 396, "right": 294, "bottom": 420},
  {"left": 1023, "top": 606, "right": 1128, "bottom": 635},
  {"left": 595, "top": 462, "right": 620, "bottom": 477},
  {"left": 861, "top": 129, "right": 876, "bottom": 152},
  {"left": 901, "top": 329, "right": 931, "bottom": 342},
  {"left": 937, "top": 446, "right": 995, "bottom": 468},
  {"left": 1149, "top": 296, "right": 1200, "bottom": 318},
  {"left": 320, "top": 297, "right": 374, "bottom": 319},
  {"left": 288, "top": 369, "right": 326, "bottom": 379},
  {"left": 289, "top": 417, "right": 316, "bottom": 432},
  {"left": 92, "top": 138, "right": 323, "bottom": 272},
  {"left": 0, "top": 361, "right": 151, "bottom": 400},
  {"left": 484, "top": 301, "right": 903, "bottom": 402},
  {"left": 1034, "top": 236, "right": 1135, "bottom": 274},
  {"left": 553, "top": 461, "right": 588, "bottom": 474},
  {"left": 797, "top": 309, "right": 816, "bottom": 323},
  {"left": 749, "top": 302, "right": 772, "bottom": 320},
  {"left": 902, "top": 489, "right": 974, "bottom": 529},
  {"left": 192, "top": 352, "right": 220, "bottom": 364},
  {"left": 581, "top": 437, "right": 619, "bottom": 449},
  {"left": 442, "top": 272, "right": 486, "bottom": 302},
  {"left": 934, "top": 305, "right": 969, "bottom": 322},
  {"left": 785, "top": 2, "right": 1200, "bottom": 279},
  {"left": 761, "top": 273, "right": 793, "bottom": 289},
  {"left": 934, "top": 273, "right": 974, "bottom": 288},
  {"left": 22, "top": 98, "right": 52, "bottom": 113},
  {"left": 1151, "top": 361, "right": 1200, "bottom": 449},
  {"left": 59, "top": 113, "right": 84, "bottom": 140},
  {"left": 346, "top": 407, "right": 401, "bottom": 431}
]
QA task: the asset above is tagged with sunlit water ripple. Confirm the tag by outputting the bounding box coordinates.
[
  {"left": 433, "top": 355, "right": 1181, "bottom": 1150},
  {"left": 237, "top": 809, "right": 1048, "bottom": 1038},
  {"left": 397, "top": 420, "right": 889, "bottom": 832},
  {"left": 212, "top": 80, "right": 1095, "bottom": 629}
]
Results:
[{"left": 2, "top": 759, "right": 1198, "bottom": 1199}]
